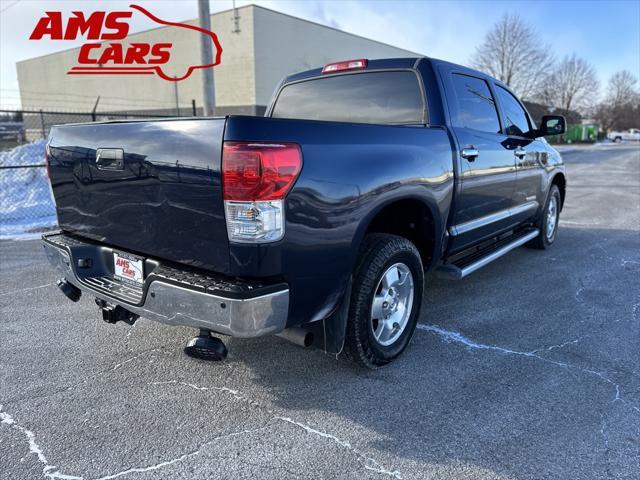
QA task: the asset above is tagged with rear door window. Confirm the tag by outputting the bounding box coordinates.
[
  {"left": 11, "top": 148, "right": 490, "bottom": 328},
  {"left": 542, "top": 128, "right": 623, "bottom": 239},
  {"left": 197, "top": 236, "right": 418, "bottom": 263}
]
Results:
[
  {"left": 271, "top": 71, "right": 424, "bottom": 125},
  {"left": 450, "top": 74, "right": 501, "bottom": 134}
]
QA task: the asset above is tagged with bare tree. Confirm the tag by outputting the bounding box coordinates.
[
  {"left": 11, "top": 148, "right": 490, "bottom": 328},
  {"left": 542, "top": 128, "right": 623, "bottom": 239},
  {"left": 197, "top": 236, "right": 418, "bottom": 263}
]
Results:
[
  {"left": 471, "top": 13, "right": 554, "bottom": 100},
  {"left": 538, "top": 54, "right": 600, "bottom": 115},
  {"left": 595, "top": 70, "right": 639, "bottom": 131},
  {"left": 606, "top": 70, "right": 638, "bottom": 105}
]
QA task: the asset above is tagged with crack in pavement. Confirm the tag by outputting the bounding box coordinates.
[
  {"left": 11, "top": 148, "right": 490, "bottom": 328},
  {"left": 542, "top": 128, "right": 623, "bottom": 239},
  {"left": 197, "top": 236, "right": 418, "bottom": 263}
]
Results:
[
  {"left": 0, "top": 404, "right": 82, "bottom": 479},
  {"left": 599, "top": 413, "right": 614, "bottom": 479},
  {"left": 0, "top": 283, "right": 53, "bottom": 297},
  {"left": 1, "top": 288, "right": 633, "bottom": 479},
  {"left": 110, "top": 346, "right": 168, "bottom": 371},
  {"left": 151, "top": 380, "right": 403, "bottom": 479},
  {"left": 416, "top": 322, "right": 639, "bottom": 473},
  {"left": 621, "top": 259, "right": 640, "bottom": 268},
  {"left": 277, "top": 417, "right": 402, "bottom": 479},
  {"left": 0, "top": 347, "right": 174, "bottom": 478},
  {"left": 3, "top": 346, "right": 172, "bottom": 406},
  {"left": 536, "top": 338, "right": 581, "bottom": 352},
  {"left": 416, "top": 323, "right": 638, "bottom": 411},
  {"left": 1, "top": 399, "right": 275, "bottom": 480},
  {"left": 574, "top": 280, "right": 586, "bottom": 303},
  {"left": 124, "top": 322, "right": 137, "bottom": 343},
  {"left": 92, "top": 424, "right": 273, "bottom": 480},
  {"left": 417, "top": 324, "right": 540, "bottom": 358}
]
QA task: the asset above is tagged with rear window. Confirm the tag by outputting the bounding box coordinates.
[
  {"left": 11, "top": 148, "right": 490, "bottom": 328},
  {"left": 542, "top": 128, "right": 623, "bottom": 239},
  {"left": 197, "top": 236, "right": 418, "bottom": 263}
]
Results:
[{"left": 271, "top": 71, "right": 424, "bottom": 125}]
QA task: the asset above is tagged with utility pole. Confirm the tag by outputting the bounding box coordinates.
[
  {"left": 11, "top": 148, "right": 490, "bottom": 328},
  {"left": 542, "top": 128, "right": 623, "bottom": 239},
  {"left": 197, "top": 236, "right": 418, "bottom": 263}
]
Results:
[
  {"left": 91, "top": 96, "right": 100, "bottom": 121},
  {"left": 173, "top": 76, "right": 180, "bottom": 116},
  {"left": 198, "top": 0, "right": 215, "bottom": 116}
]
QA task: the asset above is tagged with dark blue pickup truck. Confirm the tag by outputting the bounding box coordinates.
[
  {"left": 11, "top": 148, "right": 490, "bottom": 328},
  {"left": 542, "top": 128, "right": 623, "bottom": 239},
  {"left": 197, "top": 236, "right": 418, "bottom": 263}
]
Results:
[{"left": 43, "top": 57, "right": 566, "bottom": 367}]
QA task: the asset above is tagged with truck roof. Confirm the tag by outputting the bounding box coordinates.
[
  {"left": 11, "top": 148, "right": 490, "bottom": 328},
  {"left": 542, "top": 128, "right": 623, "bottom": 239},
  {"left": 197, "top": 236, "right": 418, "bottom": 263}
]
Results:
[{"left": 282, "top": 57, "right": 493, "bottom": 85}]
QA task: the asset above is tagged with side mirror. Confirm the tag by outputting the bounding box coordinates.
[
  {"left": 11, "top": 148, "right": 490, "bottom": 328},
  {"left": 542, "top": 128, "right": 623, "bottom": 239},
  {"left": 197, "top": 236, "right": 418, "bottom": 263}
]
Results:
[{"left": 537, "top": 115, "right": 566, "bottom": 137}]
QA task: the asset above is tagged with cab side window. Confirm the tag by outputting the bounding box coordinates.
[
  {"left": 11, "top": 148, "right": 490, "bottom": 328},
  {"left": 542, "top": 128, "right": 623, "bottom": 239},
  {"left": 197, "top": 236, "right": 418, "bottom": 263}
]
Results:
[
  {"left": 495, "top": 86, "right": 532, "bottom": 137},
  {"left": 451, "top": 74, "right": 501, "bottom": 134}
]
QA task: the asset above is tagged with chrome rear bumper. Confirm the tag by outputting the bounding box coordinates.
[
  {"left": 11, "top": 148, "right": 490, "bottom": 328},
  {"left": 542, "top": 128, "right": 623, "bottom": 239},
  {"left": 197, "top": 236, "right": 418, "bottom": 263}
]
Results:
[{"left": 42, "top": 233, "right": 289, "bottom": 337}]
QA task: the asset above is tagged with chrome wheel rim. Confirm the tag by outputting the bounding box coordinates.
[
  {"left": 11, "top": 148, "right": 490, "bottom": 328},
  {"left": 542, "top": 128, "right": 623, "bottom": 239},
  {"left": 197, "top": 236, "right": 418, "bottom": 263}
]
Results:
[
  {"left": 370, "top": 262, "right": 414, "bottom": 347},
  {"left": 546, "top": 195, "right": 558, "bottom": 240}
]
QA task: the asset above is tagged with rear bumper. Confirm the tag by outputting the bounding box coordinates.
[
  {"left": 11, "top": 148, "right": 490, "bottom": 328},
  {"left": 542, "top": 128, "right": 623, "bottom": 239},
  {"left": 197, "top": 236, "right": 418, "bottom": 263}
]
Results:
[{"left": 42, "top": 232, "right": 289, "bottom": 337}]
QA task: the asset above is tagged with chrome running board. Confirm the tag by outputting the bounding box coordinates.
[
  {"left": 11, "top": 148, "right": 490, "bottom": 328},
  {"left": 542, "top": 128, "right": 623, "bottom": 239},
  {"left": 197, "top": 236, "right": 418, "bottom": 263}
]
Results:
[{"left": 437, "top": 229, "right": 539, "bottom": 280}]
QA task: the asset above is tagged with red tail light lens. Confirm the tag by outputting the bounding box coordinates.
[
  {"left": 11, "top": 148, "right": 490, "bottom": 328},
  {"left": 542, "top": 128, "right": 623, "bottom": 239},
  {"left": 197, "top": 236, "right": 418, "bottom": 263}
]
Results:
[{"left": 222, "top": 142, "right": 302, "bottom": 201}]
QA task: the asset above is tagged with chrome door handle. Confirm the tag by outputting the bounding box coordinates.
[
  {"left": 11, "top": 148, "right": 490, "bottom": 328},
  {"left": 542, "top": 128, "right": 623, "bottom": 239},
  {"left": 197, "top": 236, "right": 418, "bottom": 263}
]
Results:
[
  {"left": 461, "top": 148, "right": 480, "bottom": 161},
  {"left": 96, "top": 148, "right": 124, "bottom": 170},
  {"left": 514, "top": 148, "right": 527, "bottom": 159}
]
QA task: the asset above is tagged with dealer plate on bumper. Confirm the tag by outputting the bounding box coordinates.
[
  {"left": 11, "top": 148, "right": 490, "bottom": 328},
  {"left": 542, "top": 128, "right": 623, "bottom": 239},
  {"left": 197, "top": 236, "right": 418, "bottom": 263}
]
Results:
[{"left": 113, "top": 252, "right": 144, "bottom": 285}]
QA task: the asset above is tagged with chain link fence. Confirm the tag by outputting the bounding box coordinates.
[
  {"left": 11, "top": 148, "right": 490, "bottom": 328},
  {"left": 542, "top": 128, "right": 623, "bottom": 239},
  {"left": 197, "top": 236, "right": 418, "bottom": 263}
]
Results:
[{"left": 0, "top": 108, "right": 194, "bottom": 238}]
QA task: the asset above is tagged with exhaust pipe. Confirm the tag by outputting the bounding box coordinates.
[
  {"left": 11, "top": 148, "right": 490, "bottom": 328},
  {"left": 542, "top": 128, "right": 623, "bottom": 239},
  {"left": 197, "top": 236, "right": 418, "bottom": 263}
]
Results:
[
  {"left": 276, "top": 327, "right": 314, "bottom": 348},
  {"left": 57, "top": 279, "right": 81, "bottom": 302}
]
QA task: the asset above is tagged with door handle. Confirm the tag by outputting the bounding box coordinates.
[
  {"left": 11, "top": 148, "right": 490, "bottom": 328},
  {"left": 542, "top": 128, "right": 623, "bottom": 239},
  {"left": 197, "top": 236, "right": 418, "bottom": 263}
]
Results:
[
  {"left": 95, "top": 148, "right": 124, "bottom": 171},
  {"left": 461, "top": 148, "right": 480, "bottom": 161},
  {"left": 514, "top": 148, "right": 527, "bottom": 159}
]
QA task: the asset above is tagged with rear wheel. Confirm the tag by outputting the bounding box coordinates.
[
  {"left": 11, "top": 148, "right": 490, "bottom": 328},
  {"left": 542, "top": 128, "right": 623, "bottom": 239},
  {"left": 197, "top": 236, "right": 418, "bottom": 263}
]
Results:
[
  {"left": 344, "top": 234, "right": 424, "bottom": 368},
  {"left": 528, "top": 184, "right": 561, "bottom": 249}
]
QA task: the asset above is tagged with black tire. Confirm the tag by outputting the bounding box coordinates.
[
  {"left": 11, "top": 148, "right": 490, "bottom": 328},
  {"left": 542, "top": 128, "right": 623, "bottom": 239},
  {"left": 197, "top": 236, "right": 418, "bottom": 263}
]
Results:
[
  {"left": 614, "top": 136, "right": 622, "bottom": 143},
  {"left": 527, "top": 184, "right": 561, "bottom": 249},
  {"left": 344, "top": 233, "right": 424, "bottom": 368}
]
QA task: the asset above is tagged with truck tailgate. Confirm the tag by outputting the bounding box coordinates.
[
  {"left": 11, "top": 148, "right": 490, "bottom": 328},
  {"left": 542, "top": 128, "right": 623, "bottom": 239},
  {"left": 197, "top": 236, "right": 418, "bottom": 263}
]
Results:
[{"left": 47, "top": 118, "right": 229, "bottom": 273}]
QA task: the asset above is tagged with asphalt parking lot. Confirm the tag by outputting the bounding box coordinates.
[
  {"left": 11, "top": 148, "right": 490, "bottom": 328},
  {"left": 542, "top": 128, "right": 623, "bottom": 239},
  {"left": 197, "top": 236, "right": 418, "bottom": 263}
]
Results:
[{"left": 1, "top": 143, "right": 639, "bottom": 480}]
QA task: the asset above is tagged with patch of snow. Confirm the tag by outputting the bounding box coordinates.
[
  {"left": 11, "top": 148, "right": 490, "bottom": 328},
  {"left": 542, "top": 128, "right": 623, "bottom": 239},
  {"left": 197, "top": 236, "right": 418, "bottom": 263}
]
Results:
[{"left": 0, "top": 140, "right": 58, "bottom": 239}]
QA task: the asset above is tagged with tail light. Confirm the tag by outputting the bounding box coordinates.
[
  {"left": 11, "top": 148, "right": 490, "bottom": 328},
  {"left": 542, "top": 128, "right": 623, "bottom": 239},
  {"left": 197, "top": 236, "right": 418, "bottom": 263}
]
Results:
[
  {"left": 322, "top": 59, "right": 368, "bottom": 74},
  {"left": 222, "top": 142, "right": 302, "bottom": 243}
]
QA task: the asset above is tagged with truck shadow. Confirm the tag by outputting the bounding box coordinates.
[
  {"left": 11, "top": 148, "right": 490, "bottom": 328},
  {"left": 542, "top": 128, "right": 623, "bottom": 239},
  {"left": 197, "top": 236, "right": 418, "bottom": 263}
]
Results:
[{"left": 221, "top": 225, "right": 640, "bottom": 478}]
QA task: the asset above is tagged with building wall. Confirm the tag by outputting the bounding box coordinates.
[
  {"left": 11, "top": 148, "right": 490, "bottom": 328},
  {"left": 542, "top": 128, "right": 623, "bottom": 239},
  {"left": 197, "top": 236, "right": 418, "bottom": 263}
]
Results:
[
  {"left": 252, "top": 7, "right": 419, "bottom": 108},
  {"left": 17, "top": 25, "right": 186, "bottom": 112},
  {"left": 17, "top": 5, "right": 419, "bottom": 115},
  {"left": 17, "top": 7, "right": 257, "bottom": 114}
]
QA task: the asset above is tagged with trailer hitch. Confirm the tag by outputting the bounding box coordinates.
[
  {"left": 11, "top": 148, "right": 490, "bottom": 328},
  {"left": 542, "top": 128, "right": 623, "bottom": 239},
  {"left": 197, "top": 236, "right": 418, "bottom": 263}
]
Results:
[{"left": 95, "top": 298, "right": 139, "bottom": 325}]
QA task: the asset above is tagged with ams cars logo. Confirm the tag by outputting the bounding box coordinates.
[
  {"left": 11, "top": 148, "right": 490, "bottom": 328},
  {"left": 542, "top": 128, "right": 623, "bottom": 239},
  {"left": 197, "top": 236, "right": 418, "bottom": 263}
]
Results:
[{"left": 29, "top": 4, "right": 223, "bottom": 81}]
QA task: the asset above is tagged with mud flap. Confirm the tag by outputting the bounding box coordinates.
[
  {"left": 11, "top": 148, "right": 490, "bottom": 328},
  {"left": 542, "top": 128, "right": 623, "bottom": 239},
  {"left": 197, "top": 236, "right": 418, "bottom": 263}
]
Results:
[{"left": 309, "top": 277, "right": 351, "bottom": 355}]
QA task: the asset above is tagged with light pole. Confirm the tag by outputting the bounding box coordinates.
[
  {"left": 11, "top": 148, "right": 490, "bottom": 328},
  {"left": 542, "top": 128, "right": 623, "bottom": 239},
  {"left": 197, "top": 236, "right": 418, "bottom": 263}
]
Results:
[
  {"left": 198, "top": 0, "right": 215, "bottom": 116},
  {"left": 173, "top": 76, "right": 180, "bottom": 116}
]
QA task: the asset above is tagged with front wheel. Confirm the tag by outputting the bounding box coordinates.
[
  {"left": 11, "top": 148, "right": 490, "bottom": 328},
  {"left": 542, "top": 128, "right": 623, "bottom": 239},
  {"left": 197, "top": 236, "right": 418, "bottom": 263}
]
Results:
[
  {"left": 344, "top": 233, "right": 424, "bottom": 368},
  {"left": 528, "top": 184, "right": 561, "bottom": 249}
]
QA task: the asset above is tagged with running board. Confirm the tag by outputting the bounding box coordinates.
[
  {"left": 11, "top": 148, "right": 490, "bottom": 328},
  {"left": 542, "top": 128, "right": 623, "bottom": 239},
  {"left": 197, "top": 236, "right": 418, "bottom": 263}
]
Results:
[{"left": 437, "top": 229, "right": 539, "bottom": 280}]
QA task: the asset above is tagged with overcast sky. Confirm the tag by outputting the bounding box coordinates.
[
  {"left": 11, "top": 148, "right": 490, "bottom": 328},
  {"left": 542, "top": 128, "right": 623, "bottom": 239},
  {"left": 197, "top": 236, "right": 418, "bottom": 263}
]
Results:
[{"left": 1, "top": 0, "right": 638, "bottom": 109}]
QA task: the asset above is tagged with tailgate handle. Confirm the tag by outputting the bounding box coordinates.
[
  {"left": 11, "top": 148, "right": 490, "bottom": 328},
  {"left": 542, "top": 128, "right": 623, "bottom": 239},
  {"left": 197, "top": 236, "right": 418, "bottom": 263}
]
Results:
[{"left": 96, "top": 148, "right": 124, "bottom": 170}]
